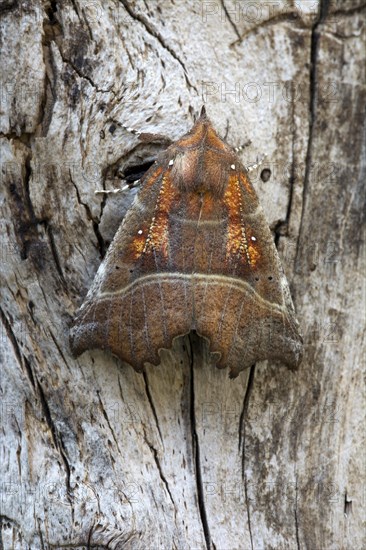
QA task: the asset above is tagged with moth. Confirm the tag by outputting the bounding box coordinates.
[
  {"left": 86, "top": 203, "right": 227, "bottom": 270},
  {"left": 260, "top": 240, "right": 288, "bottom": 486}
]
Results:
[{"left": 70, "top": 108, "right": 303, "bottom": 377}]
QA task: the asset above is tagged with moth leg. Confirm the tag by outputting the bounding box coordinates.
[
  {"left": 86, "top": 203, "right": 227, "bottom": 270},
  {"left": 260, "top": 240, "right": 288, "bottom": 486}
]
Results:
[
  {"left": 138, "top": 132, "right": 172, "bottom": 145},
  {"left": 94, "top": 181, "right": 138, "bottom": 196},
  {"left": 106, "top": 118, "right": 172, "bottom": 145},
  {"left": 246, "top": 153, "right": 268, "bottom": 173},
  {"left": 234, "top": 140, "right": 267, "bottom": 172}
]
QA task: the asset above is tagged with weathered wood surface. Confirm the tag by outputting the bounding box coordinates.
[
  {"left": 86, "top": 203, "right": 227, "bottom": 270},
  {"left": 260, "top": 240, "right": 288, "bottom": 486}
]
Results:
[{"left": 1, "top": 1, "right": 365, "bottom": 548}]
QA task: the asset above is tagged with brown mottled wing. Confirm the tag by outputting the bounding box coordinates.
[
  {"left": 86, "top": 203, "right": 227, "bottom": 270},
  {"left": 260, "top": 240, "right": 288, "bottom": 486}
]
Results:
[
  {"left": 70, "top": 165, "right": 194, "bottom": 371},
  {"left": 190, "top": 168, "right": 303, "bottom": 376},
  {"left": 70, "top": 111, "right": 303, "bottom": 376}
]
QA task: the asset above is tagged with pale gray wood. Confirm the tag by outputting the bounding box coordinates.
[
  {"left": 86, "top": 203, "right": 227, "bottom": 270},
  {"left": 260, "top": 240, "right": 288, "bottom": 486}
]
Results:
[{"left": 1, "top": 0, "right": 365, "bottom": 548}]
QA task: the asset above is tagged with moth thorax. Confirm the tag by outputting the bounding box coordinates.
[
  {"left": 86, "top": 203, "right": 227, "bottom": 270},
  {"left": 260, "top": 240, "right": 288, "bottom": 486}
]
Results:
[{"left": 172, "top": 153, "right": 229, "bottom": 198}]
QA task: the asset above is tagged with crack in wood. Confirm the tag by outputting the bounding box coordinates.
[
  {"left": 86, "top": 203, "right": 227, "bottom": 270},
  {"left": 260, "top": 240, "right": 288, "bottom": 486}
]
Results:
[
  {"left": 69, "top": 169, "right": 106, "bottom": 258},
  {"left": 34, "top": 376, "right": 75, "bottom": 521},
  {"left": 188, "top": 334, "right": 212, "bottom": 550},
  {"left": 118, "top": 0, "right": 198, "bottom": 93},
  {"left": 0, "top": 306, "right": 24, "bottom": 370},
  {"left": 96, "top": 390, "right": 123, "bottom": 457},
  {"left": 41, "top": 220, "right": 67, "bottom": 285},
  {"left": 142, "top": 372, "right": 164, "bottom": 443},
  {"left": 295, "top": 0, "right": 330, "bottom": 266},
  {"left": 142, "top": 429, "right": 177, "bottom": 518},
  {"left": 220, "top": 0, "right": 241, "bottom": 40},
  {"left": 231, "top": 11, "right": 309, "bottom": 47},
  {"left": 239, "top": 365, "right": 255, "bottom": 550},
  {"left": 294, "top": 477, "right": 300, "bottom": 550}
]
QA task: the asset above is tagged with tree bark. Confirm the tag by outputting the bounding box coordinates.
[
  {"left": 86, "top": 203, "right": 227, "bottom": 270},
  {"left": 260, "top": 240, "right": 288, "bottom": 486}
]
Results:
[{"left": 1, "top": 1, "right": 365, "bottom": 548}]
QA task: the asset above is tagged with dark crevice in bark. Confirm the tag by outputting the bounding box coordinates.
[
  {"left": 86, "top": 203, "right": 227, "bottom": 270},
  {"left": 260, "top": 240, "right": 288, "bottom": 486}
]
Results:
[
  {"left": 46, "top": 0, "right": 58, "bottom": 24},
  {"left": 344, "top": 491, "right": 353, "bottom": 516},
  {"left": 238, "top": 366, "right": 255, "bottom": 451},
  {"left": 333, "top": 4, "right": 366, "bottom": 17},
  {"left": 6, "top": 149, "right": 54, "bottom": 270},
  {"left": 24, "top": 152, "right": 36, "bottom": 213},
  {"left": 8, "top": 149, "right": 67, "bottom": 281},
  {"left": 22, "top": 153, "right": 37, "bottom": 258},
  {"left": 143, "top": 430, "right": 176, "bottom": 516},
  {"left": 142, "top": 372, "right": 163, "bottom": 443},
  {"left": 70, "top": 0, "right": 82, "bottom": 25},
  {"left": 82, "top": 11, "right": 94, "bottom": 42},
  {"left": 23, "top": 357, "right": 36, "bottom": 391},
  {"left": 0, "top": 0, "right": 17, "bottom": 14},
  {"left": 87, "top": 523, "right": 94, "bottom": 549},
  {"left": 286, "top": 99, "right": 297, "bottom": 225},
  {"left": 48, "top": 327, "right": 71, "bottom": 371},
  {"left": 274, "top": 94, "right": 297, "bottom": 250},
  {"left": 43, "top": 0, "right": 59, "bottom": 36},
  {"left": 118, "top": 0, "right": 197, "bottom": 92},
  {"left": 40, "top": 220, "right": 67, "bottom": 286},
  {"left": 231, "top": 11, "right": 308, "bottom": 46},
  {"left": 220, "top": 0, "right": 241, "bottom": 40},
  {"left": 239, "top": 365, "right": 255, "bottom": 550},
  {"left": 15, "top": 436, "right": 22, "bottom": 478},
  {"left": 60, "top": 52, "right": 115, "bottom": 94},
  {"left": 69, "top": 169, "right": 106, "bottom": 258},
  {"left": 117, "top": 375, "right": 125, "bottom": 403},
  {"left": 92, "top": 220, "right": 106, "bottom": 259},
  {"left": 40, "top": 66, "right": 57, "bottom": 137},
  {"left": 0, "top": 304, "right": 37, "bottom": 390},
  {"left": 35, "top": 377, "right": 62, "bottom": 451},
  {"left": 35, "top": 377, "right": 73, "bottom": 514},
  {"left": 27, "top": 300, "right": 36, "bottom": 325},
  {"left": 0, "top": 306, "right": 23, "bottom": 370},
  {"left": 122, "top": 159, "right": 157, "bottom": 183},
  {"left": 188, "top": 336, "right": 211, "bottom": 550},
  {"left": 0, "top": 515, "right": 22, "bottom": 543},
  {"left": 296, "top": 0, "right": 330, "bottom": 265},
  {"left": 37, "top": 517, "right": 45, "bottom": 550},
  {"left": 294, "top": 477, "right": 300, "bottom": 550},
  {"left": 55, "top": 41, "right": 115, "bottom": 95},
  {"left": 41, "top": 9, "right": 59, "bottom": 136},
  {"left": 55, "top": 437, "right": 74, "bottom": 519},
  {"left": 0, "top": 131, "right": 33, "bottom": 142},
  {"left": 96, "top": 390, "right": 123, "bottom": 457},
  {"left": 96, "top": 177, "right": 107, "bottom": 231}
]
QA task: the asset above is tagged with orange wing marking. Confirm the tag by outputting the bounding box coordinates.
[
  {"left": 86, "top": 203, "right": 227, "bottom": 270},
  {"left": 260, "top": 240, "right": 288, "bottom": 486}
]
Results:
[
  {"left": 239, "top": 171, "right": 257, "bottom": 199},
  {"left": 223, "top": 174, "right": 251, "bottom": 265},
  {"left": 143, "top": 174, "right": 175, "bottom": 257},
  {"left": 236, "top": 177, "right": 251, "bottom": 265},
  {"left": 128, "top": 165, "right": 164, "bottom": 260}
]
